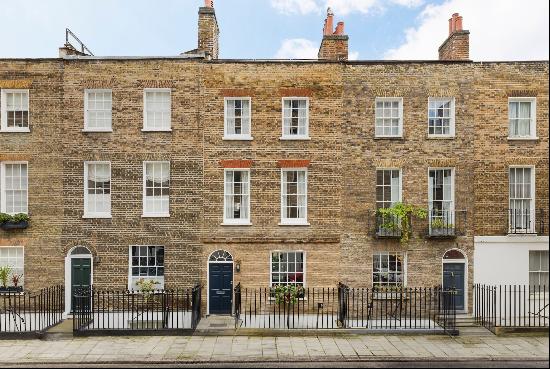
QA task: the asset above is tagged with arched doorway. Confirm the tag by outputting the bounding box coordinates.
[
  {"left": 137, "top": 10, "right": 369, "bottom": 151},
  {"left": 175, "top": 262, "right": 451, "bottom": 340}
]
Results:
[
  {"left": 65, "top": 246, "right": 93, "bottom": 315},
  {"left": 442, "top": 249, "right": 467, "bottom": 312},
  {"left": 207, "top": 250, "right": 233, "bottom": 315}
]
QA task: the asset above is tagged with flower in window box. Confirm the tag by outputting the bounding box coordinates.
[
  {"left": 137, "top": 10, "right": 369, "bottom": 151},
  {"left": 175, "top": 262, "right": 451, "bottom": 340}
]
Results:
[{"left": 0, "top": 213, "right": 30, "bottom": 230}]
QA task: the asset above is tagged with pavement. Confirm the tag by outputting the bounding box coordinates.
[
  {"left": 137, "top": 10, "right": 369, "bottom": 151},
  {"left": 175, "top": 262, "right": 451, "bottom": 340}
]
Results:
[{"left": 0, "top": 334, "right": 548, "bottom": 365}]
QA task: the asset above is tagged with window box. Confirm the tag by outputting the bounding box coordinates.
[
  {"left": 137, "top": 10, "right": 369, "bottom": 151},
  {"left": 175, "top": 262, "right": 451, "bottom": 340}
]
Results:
[
  {"left": 0, "top": 286, "right": 23, "bottom": 294},
  {"left": 0, "top": 220, "right": 29, "bottom": 231}
]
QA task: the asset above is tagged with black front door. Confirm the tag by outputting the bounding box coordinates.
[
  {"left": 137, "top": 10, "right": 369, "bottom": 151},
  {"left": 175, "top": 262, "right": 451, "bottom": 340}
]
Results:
[
  {"left": 71, "top": 258, "right": 91, "bottom": 312},
  {"left": 443, "top": 263, "right": 465, "bottom": 310},
  {"left": 209, "top": 263, "right": 233, "bottom": 314}
]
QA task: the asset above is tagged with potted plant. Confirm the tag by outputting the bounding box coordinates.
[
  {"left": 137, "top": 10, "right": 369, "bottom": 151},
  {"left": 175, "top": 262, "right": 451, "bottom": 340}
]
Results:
[
  {"left": 11, "top": 273, "right": 24, "bottom": 293},
  {"left": 0, "top": 266, "right": 12, "bottom": 293},
  {"left": 273, "top": 284, "right": 304, "bottom": 329},
  {"left": 430, "top": 217, "right": 455, "bottom": 237},
  {"left": 0, "top": 213, "right": 30, "bottom": 230},
  {"left": 377, "top": 203, "right": 427, "bottom": 243},
  {"left": 135, "top": 278, "right": 161, "bottom": 301}
]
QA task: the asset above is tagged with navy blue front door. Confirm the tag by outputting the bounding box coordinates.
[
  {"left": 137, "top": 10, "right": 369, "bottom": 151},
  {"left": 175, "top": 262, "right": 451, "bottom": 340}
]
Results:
[
  {"left": 443, "top": 263, "right": 465, "bottom": 310},
  {"left": 209, "top": 263, "right": 233, "bottom": 314}
]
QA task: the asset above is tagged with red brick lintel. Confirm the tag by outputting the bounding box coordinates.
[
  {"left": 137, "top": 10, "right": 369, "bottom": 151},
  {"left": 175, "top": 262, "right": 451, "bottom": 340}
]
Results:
[
  {"left": 278, "top": 160, "right": 311, "bottom": 168},
  {"left": 219, "top": 160, "right": 252, "bottom": 168}
]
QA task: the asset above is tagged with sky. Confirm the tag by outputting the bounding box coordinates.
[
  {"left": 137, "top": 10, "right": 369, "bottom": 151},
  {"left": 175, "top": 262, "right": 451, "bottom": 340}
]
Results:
[{"left": 0, "top": 0, "right": 548, "bottom": 61}]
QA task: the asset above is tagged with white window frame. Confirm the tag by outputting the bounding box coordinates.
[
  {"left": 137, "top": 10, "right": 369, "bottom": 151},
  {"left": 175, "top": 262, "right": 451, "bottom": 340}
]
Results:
[
  {"left": 0, "top": 246, "right": 25, "bottom": 289},
  {"left": 84, "top": 89, "right": 113, "bottom": 132},
  {"left": 142, "top": 161, "right": 170, "bottom": 218},
  {"left": 0, "top": 89, "right": 30, "bottom": 133},
  {"left": 428, "top": 97, "right": 456, "bottom": 138},
  {"left": 0, "top": 161, "right": 29, "bottom": 215},
  {"left": 143, "top": 88, "right": 172, "bottom": 132},
  {"left": 428, "top": 167, "right": 456, "bottom": 232},
  {"left": 224, "top": 97, "right": 252, "bottom": 140},
  {"left": 508, "top": 97, "right": 537, "bottom": 140},
  {"left": 375, "top": 168, "right": 403, "bottom": 209},
  {"left": 222, "top": 168, "right": 251, "bottom": 225},
  {"left": 529, "top": 250, "right": 549, "bottom": 289},
  {"left": 372, "top": 251, "right": 407, "bottom": 289},
  {"left": 269, "top": 250, "right": 306, "bottom": 288},
  {"left": 509, "top": 165, "right": 536, "bottom": 233},
  {"left": 128, "top": 245, "right": 165, "bottom": 291},
  {"left": 280, "top": 168, "right": 309, "bottom": 226},
  {"left": 374, "top": 97, "right": 403, "bottom": 138},
  {"left": 83, "top": 161, "right": 112, "bottom": 218},
  {"left": 281, "top": 97, "right": 310, "bottom": 140}
]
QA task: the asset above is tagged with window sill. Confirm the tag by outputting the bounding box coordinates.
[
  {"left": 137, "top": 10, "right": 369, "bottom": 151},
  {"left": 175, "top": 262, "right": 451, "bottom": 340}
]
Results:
[
  {"left": 278, "top": 221, "right": 310, "bottom": 226},
  {"left": 142, "top": 214, "right": 170, "bottom": 218},
  {"left": 427, "top": 135, "right": 455, "bottom": 140},
  {"left": 0, "top": 128, "right": 31, "bottom": 133},
  {"left": 221, "top": 222, "right": 252, "bottom": 226},
  {"left": 374, "top": 136, "right": 404, "bottom": 140},
  {"left": 223, "top": 136, "right": 253, "bottom": 141},
  {"left": 508, "top": 137, "right": 539, "bottom": 141},
  {"left": 141, "top": 129, "right": 172, "bottom": 132},
  {"left": 280, "top": 136, "right": 311, "bottom": 141},
  {"left": 83, "top": 214, "right": 112, "bottom": 219},
  {"left": 83, "top": 129, "right": 113, "bottom": 133}
]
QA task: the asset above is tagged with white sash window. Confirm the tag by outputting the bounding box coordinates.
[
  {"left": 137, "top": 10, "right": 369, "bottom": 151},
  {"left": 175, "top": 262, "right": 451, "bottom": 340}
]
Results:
[
  {"left": 509, "top": 98, "right": 536, "bottom": 139},
  {"left": 281, "top": 169, "right": 308, "bottom": 225},
  {"left": 375, "top": 98, "right": 403, "bottom": 137},
  {"left": 143, "top": 162, "right": 170, "bottom": 217},
  {"left": 129, "top": 246, "right": 165, "bottom": 290},
  {"left": 143, "top": 89, "right": 171, "bottom": 131},
  {"left": 282, "top": 98, "right": 309, "bottom": 139},
  {"left": 509, "top": 167, "right": 535, "bottom": 233},
  {"left": 224, "top": 98, "right": 251, "bottom": 139},
  {"left": 84, "top": 90, "right": 112, "bottom": 131},
  {"left": 429, "top": 168, "right": 455, "bottom": 230},
  {"left": 0, "top": 162, "right": 28, "bottom": 215},
  {"left": 1, "top": 89, "right": 30, "bottom": 132},
  {"left": 84, "top": 162, "right": 111, "bottom": 217},
  {"left": 223, "top": 170, "right": 250, "bottom": 224}
]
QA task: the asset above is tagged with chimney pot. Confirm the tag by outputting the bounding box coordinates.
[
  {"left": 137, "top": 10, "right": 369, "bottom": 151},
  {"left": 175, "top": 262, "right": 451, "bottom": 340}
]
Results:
[
  {"left": 334, "top": 22, "right": 345, "bottom": 35},
  {"left": 324, "top": 8, "right": 334, "bottom": 36},
  {"left": 204, "top": 0, "right": 213, "bottom": 7},
  {"left": 455, "top": 15, "right": 463, "bottom": 32}
]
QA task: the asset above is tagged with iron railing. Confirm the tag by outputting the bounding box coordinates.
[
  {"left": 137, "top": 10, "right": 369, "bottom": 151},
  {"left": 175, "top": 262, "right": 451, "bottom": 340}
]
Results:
[
  {"left": 73, "top": 285, "right": 201, "bottom": 335},
  {"left": 1, "top": 285, "right": 64, "bottom": 336},
  {"left": 234, "top": 284, "right": 457, "bottom": 335},
  {"left": 508, "top": 208, "right": 546, "bottom": 235},
  {"left": 474, "top": 284, "right": 548, "bottom": 333},
  {"left": 426, "top": 210, "right": 467, "bottom": 238},
  {"left": 373, "top": 212, "right": 408, "bottom": 238}
]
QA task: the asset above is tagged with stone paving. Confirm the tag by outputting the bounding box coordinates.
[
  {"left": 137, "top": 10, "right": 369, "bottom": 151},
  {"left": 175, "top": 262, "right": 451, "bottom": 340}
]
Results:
[{"left": 0, "top": 334, "right": 548, "bottom": 363}]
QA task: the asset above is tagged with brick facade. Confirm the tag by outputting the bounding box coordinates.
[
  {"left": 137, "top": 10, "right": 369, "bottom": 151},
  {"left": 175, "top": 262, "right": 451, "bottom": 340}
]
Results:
[{"left": 0, "top": 6, "right": 548, "bottom": 315}]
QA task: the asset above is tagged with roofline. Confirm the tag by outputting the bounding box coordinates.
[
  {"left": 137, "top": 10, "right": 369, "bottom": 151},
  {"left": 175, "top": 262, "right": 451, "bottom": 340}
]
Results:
[{"left": 0, "top": 57, "right": 547, "bottom": 64}]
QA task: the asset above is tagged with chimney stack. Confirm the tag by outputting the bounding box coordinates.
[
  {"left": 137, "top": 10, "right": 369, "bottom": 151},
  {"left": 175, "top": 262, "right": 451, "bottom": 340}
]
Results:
[
  {"left": 197, "top": 0, "right": 219, "bottom": 59},
  {"left": 438, "top": 13, "right": 470, "bottom": 60},
  {"left": 318, "top": 8, "right": 349, "bottom": 61}
]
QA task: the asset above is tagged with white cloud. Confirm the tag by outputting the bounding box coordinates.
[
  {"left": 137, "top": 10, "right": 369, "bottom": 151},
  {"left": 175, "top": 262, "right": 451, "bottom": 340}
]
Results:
[
  {"left": 349, "top": 51, "right": 360, "bottom": 60},
  {"left": 270, "top": 0, "right": 320, "bottom": 15},
  {"left": 385, "top": 0, "right": 549, "bottom": 60},
  {"left": 275, "top": 39, "right": 319, "bottom": 59},
  {"left": 270, "top": 0, "right": 423, "bottom": 15}
]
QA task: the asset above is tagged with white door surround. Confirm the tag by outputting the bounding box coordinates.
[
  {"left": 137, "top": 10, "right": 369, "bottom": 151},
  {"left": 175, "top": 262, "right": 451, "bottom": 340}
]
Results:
[{"left": 64, "top": 246, "right": 93, "bottom": 317}]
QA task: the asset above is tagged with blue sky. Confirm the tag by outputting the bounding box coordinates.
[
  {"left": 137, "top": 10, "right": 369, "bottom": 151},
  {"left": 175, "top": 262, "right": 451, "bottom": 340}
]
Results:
[{"left": 0, "top": 0, "right": 548, "bottom": 60}]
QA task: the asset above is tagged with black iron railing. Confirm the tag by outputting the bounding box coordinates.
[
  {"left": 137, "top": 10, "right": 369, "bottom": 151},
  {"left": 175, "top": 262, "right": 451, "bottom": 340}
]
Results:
[
  {"left": 1, "top": 285, "right": 64, "bottom": 335},
  {"left": 474, "top": 284, "right": 549, "bottom": 333},
  {"left": 234, "top": 283, "right": 241, "bottom": 329},
  {"left": 73, "top": 285, "right": 201, "bottom": 335},
  {"left": 426, "top": 210, "right": 467, "bottom": 238},
  {"left": 234, "top": 284, "right": 457, "bottom": 335},
  {"left": 508, "top": 209, "right": 546, "bottom": 235},
  {"left": 374, "top": 212, "right": 407, "bottom": 238}
]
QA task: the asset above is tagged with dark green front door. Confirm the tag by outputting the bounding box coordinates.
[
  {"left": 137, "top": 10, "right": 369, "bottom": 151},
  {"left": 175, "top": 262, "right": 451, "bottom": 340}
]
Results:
[{"left": 71, "top": 258, "right": 91, "bottom": 312}]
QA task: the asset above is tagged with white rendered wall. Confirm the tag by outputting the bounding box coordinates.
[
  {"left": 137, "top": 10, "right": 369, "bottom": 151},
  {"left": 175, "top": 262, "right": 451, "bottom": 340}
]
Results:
[{"left": 474, "top": 236, "right": 549, "bottom": 285}]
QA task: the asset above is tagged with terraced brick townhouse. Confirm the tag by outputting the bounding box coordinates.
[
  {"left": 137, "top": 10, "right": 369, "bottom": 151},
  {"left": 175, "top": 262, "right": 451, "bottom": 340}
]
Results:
[{"left": 0, "top": 1, "right": 548, "bottom": 316}]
